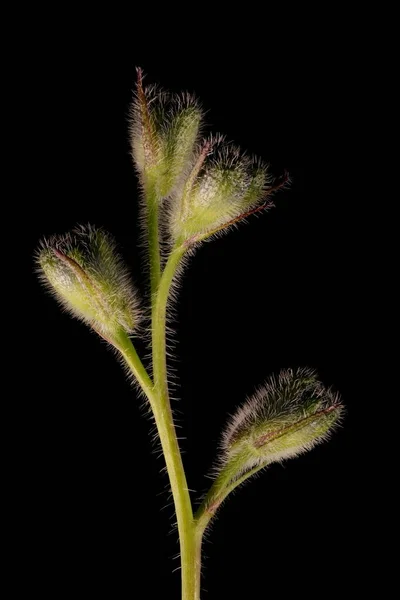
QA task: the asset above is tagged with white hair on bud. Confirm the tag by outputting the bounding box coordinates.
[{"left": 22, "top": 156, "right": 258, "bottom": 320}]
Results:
[
  {"left": 167, "top": 133, "right": 274, "bottom": 246},
  {"left": 222, "top": 368, "right": 319, "bottom": 449},
  {"left": 129, "top": 69, "right": 203, "bottom": 203},
  {"left": 215, "top": 367, "right": 344, "bottom": 478},
  {"left": 36, "top": 224, "right": 142, "bottom": 337},
  {"left": 159, "top": 91, "right": 204, "bottom": 199},
  {"left": 128, "top": 77, "right": 168, "bottom": 178}
]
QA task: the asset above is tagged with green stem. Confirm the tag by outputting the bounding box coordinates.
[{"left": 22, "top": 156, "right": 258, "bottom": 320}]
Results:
[
  {"left": 195, "top": 460, "right": 268, "bottom": 538},
  {"left": 114, "top": 311, "right": 263, "bottom": 599},
  {"left": 113, "top": 329, "right": 156, "bottom": 405},
  {"left": 114, "top": 317, "right": 198, "bottom": 598},
  {"left": 152, "top": 246, "right": 198, "bottom": 599},
  {"left": 146, "top": 183, "right": 162, "bottom": 298},
  {"left": 145, "top": 172, "right": 197, "bottom": 596},
  {"left": 152, "top": 246, "right": 185, "bottom": 392},
  {"left": 194, "top": 529, "right": 203, "bottom": 600}
]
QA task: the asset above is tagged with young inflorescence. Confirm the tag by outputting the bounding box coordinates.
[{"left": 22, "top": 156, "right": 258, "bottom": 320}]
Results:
[{"left": 36, "top": 69, "right": 343, "bottom": 600}]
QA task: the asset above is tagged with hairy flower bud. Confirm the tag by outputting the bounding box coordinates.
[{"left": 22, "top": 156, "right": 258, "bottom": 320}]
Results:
[
  {"left": 220, "top": 368, "right": 343, "bottom": 476},
  {"left": 169, "top": 140, "right": 272, "bottom": 245},
  {"left": 36, "top": 225, "right": 140, "bottom": 338},
  {"left": 130, "top": 68, "right": 202, "bottom": 199}
]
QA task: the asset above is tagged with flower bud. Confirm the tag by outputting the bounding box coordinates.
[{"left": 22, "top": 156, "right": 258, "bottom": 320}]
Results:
[
  {"left": 36, "top": 225, "right": 140, "bottom": 338},
  {"left": 169, "top": 141, "right": 272, "bottom": 245},
  {"left": 159, "top": 99, "right": 202, "bottom": 197},
  {"left": 220, "top": 368, "right": 343, "bottom": 475},
  {"left": 130, "top": 68, "right": 202, "bottom": 198}
]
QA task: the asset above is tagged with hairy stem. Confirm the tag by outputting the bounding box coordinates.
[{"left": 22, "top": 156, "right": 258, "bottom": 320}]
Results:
[
  {"left": 152, "top": 246, "right": 185, "bottom": 395},
  {"left": 195, "top": 460, "right": 268, "bottom": 539},
  {"left": 114, "top": 311, "right": 198, "bottom": 599},
  {"left": 151, "top": 246, "right": 198, "bottom": 599},
  {"left": 113, "top": 328, "right": 156, "bottom": 406},
  {"left": 114, "top": 302, "right": 258, "bottom": 600},
  {"left": 145, "top": 165, "right": 196, "bottom": 596},
  {"left": 146, "top": 182, "right": 162, "bottom": 298},
  {"left": 194, "top": 529, "right": 203, "bottom": 600}
]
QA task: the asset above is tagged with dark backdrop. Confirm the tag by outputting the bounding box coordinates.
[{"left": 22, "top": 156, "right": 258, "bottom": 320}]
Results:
[{"left": 24, "top": 11, "right": 369, "bottom": 599}]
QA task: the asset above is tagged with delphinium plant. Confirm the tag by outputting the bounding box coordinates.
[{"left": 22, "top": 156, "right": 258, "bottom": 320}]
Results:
[{"left": 36, "top": 69, "right": 344, "bottom": 600}]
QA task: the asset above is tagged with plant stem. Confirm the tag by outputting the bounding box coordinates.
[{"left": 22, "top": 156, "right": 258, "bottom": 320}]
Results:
[
  {"left": 194, "top": 461, "right": 268, "bottom": 539},
  {"left": 194, "top": 529, "right": 203, "bottom": 600},
  {"left": 112, "top": 329, "right": 156, "bottom": 405},
  {"left": 114, "top": 316, "right": 198, "bottom": 598},
  {"left": 151, "top": 246, "right": 185, "bottom": 396},
  {"left": 145, "top": 168, "right": 197, "bottom": 596},
  {"left": 146, "top": 183, "right": 162, "bottom": 298},
  {"left": 114, "top": 305, "right": 260, "bottom": 599},
  {"left": 152, "top": 246, "right": 198, "bottom": 599}
]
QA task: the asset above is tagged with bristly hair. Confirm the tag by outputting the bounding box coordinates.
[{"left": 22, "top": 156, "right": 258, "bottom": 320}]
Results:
[
  {"left": 128, "top": 68, "right": 168, "bottom": 181},
  {"left": 129, "top": 67, "right": 203, "bottom": 201},
  {"left": 36, "top": 224, "right": 142, "bottom": 337},
  {"left": 222, "top": 367, "right": 321, "bottom": 449},
  {"left": 215, "top": 367, "right": 344, "bottom": 477},
  {"left": 166, "top": 134, "right": 286, "bottom": 247}
]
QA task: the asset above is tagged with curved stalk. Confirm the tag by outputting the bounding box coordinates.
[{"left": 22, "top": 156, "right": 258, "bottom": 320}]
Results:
[
  {"left": 151, "top": 246, "right": 199, "bottom": 599},
  {"left": 195, "top": 461, "right": 267, "bottom": 538},
  {"left": 193, "top": 460, "right": 271, "bottom": 598},
  {"left": 113, "top": 328, "right": 156, "bottom": 405}
]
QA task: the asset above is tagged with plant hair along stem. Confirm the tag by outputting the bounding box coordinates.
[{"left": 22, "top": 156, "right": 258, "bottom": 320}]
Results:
[
  {"left": 145, "top": 181, "right": 162, "bottom": 299},
  {"left": 151, "top": 239, "right": 198, "bottom": 598}
]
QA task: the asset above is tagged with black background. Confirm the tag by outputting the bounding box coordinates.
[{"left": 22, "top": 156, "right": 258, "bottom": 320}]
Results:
[{"left": 23, "top": 9, "right": 372, "bottom": 599}]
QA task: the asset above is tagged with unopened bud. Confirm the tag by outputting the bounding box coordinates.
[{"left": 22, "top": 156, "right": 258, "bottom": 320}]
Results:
[
  {"left": 221, "top": 368, "right": 343, "bottom": 474},
  {"left": 37, "top": 225, "right": 140, "bottom": 338},
  {"left": 159, "top": 100, "right": 202, "bottom": 197},
  {"left": 169, "top": 142, "right": 271, "bottom": 245},
  {"left": 130, "top": 68, "right": 202, "bottom": 198}
]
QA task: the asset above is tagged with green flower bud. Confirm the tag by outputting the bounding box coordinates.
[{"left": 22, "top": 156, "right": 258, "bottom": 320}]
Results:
[
  {"left": 169, "top": 140, "right": 272, "bottom": 245},
  {"left": 158, "top": 99, "right": 202, "bottom": 198},
  {"left": 220, "top": 368, "right": 343, "bottom": 475},
  {"left": 36, "top": 225, "right": 140, "bottom": 339},
  {"left": 130, "top": 68, "right": 202, "bottom": 199}
]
